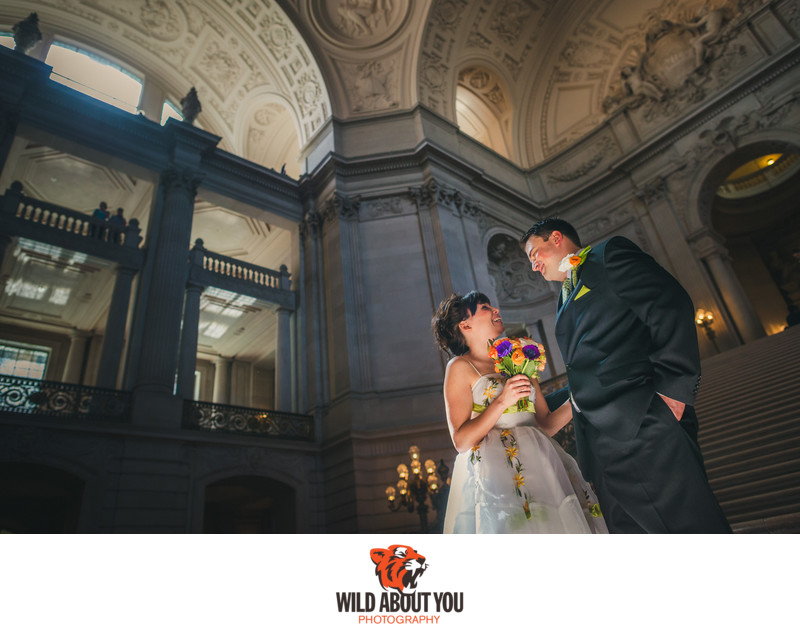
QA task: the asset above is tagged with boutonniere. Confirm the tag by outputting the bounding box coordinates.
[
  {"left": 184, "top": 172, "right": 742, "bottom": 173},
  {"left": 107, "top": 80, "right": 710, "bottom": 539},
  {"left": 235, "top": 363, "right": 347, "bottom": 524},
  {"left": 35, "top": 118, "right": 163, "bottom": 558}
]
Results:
[{"left": 558, "top": 245, "right": 592, "bottom": 273}]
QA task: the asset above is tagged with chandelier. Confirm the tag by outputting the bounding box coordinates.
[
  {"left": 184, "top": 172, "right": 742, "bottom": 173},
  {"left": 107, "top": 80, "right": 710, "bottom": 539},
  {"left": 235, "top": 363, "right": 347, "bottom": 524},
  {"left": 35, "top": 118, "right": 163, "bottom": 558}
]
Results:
[{"left": 385, "top": 445, "right": 450, "bottom": 533}]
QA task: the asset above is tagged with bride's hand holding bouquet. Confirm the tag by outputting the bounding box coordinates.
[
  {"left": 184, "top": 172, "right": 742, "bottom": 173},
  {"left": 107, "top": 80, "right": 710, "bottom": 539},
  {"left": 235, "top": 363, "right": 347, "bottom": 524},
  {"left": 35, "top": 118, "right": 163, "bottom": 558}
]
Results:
[{"left": 488, "top": 337, "right": 547, "bottom": 413}]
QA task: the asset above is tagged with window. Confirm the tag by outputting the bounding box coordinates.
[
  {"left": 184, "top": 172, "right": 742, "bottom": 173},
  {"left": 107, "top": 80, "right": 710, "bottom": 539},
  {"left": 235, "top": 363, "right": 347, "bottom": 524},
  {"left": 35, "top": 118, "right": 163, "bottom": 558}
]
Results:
[
  {"left": 45, "top": 41, "right": 143, "bottom": 114},
  {"left": 0, "top": 342, "right": 50, "bottom": 380}
]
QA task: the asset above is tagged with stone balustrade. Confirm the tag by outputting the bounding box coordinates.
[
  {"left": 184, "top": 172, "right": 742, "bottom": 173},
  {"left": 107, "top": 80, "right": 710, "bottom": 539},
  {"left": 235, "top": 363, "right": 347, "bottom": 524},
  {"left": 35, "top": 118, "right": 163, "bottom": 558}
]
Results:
[
  {"left": 201, "top": 248, "right": 284, "bottom": 289},
  {"left": 188, "top": 238, "right": 295, "bottom": 309},
  {"left": 2, "top": 182, "right": 142, "bottom": 248}
]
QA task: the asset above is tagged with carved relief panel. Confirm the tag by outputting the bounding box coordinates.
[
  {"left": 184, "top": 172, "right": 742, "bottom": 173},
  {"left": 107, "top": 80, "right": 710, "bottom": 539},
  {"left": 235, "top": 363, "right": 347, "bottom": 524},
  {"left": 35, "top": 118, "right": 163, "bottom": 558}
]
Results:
[{"left": 487, "top": 232, "right": 551, "bottom": 305}]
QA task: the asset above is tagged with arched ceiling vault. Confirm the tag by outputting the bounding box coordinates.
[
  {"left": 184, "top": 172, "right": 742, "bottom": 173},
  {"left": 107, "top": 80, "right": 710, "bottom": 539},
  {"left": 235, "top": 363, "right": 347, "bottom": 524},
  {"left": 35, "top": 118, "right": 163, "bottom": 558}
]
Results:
[
  {"left": 3, "top": 0, "right": 779, "bottom": 175},
  {"left": 2, "top": 0, "right": 331, "bottom": 177},
  {"left": 418, "top": 0, "right": 757, "bottom": 168}
]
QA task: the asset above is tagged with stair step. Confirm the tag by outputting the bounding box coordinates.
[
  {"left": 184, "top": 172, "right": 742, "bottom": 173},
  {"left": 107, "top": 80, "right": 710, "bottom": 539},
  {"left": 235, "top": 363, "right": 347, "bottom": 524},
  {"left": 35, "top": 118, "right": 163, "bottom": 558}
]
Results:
[
  {"left": 717, "top": 487, "right": 800, "bottom": 515},
  {"left": 702, "top": 436, "right": 800, "bottom": 466},
  {"left": 699, "top": 422, "right": 800, "bottom": 452},
  {"left": 668, "top": 328, "right": 800, "bottom": 531},
  {"left": 704, "top": 450, "right": 800, "bottom": 479},
  {"left": 698, "top": 413, "right": 797, "bottom": 440},
  {"left": 695, "top": 390, "right": 800, "bottom": 419},
  {"left": 711, "top": 472, "right": 800, "bottom": 501},
  {"left": 732, "top": 511, "right": 800, "bottom": 534}
]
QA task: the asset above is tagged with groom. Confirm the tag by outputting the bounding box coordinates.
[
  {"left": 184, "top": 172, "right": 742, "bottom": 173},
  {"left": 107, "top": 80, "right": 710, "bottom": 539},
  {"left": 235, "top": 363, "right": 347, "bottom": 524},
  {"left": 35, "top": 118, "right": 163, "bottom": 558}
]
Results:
[{"left": 521, "top": 218, "right": 730, "bottom": 533}]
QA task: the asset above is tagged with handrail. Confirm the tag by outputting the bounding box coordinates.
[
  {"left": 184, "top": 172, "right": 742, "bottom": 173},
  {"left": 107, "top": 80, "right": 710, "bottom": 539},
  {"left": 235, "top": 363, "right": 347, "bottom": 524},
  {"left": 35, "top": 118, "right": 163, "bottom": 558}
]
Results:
[
  {"left": 2, "top": 182, "right": 142, "bottom": 249},
  {"left": 183, "top": 399, "right": 314, "bottom": 441},
  {"left": 188, "top": 238, "right": 295, "bottom": 309},
  {"left": 201, "top": 249, "right": 284, "bottom": 289},
  {"left": 0, "top": 375, "right": 132, "bottom": 422}
]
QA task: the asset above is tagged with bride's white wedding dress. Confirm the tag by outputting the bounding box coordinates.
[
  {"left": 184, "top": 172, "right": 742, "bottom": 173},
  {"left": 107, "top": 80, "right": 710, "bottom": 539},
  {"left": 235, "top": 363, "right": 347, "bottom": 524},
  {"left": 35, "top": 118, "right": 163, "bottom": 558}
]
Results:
[{"left": 444, "top": 373, "right": 608, "bottom": 534}]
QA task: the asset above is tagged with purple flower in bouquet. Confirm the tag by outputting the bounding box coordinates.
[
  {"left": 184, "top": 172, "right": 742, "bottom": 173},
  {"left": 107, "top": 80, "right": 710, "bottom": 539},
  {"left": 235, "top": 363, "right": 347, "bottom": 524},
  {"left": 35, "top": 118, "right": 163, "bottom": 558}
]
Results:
[
  {"left": 522, "top": 344, "right": 540, "bottom": 360},
  {"left": 496, "top": 339, "right": 513, "bottom": 358}
]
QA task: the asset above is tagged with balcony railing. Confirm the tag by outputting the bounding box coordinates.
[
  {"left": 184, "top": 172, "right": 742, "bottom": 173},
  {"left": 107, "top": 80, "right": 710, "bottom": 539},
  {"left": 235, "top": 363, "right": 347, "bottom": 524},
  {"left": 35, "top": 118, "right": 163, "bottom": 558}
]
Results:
[
  {"left": 2, "top": 183, "right": 142, "bottom": 248},
  {"left": 0, "top": 375, "right": 132, "bottom": 422},
  {"left": 188, "top": 238, "right": 296, "bottom": 309},
  {"left": 183, "top": 400, "right": 314, "bottom": 441},
  {"left": 201, "top": 249, "right": 285, "bottom": 289}
]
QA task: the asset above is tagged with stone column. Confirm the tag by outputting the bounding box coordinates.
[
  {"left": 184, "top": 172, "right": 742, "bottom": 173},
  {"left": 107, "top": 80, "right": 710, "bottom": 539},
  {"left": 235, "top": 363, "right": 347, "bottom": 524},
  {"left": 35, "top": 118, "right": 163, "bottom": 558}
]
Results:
[
  {"left": 302, "top": 209, "right": 329, "bottom": 411},
  {"left": 704, "top": 250, "right": 765, "bottom": 342},
  {"left": 323, "top": 194, "right": 371, "bottom": 392},
  {"left": 274, "top": 305, "right": 293, "bottom": 411},
  {"left": 176, "top": 281, "right": 204, "bottom": 400},
  {"left": 95, "top": 266, "right": 137, "bottom": 389},
  {"left": 134, "top": 166, "right": 202, "bottom": 394},
  {"left": 62, "top": 329, "right": 91, "bottom": 384},
  {"left": 0, "top": 232, "right": 12, "bottom": 271},
  {"left": 691, "top": 229, "right": 765, "bottom": 343},
  {"left": 0, "top": 108, "right": 19, "bottom": 178},
  {"left": 212, "top": 356, "right": 231, "bottom": 405}
]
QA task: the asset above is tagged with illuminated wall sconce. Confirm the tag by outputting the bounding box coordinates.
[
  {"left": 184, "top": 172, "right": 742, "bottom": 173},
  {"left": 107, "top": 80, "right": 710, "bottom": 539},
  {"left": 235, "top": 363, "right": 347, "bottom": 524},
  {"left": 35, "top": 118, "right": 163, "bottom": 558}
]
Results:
[{"left": 695, "top": 308, "right": 720, "bottom": 352}]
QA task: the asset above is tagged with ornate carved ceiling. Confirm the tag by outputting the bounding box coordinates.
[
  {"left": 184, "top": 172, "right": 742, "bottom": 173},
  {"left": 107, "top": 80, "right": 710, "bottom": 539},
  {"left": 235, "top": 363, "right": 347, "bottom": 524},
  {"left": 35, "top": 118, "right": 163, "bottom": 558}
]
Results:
[
  {"left": 1, "top": 0, "right": 786, "bottom": 173},
  {"left": 2, "top": 0, "right": 330, "bottom": 177}
]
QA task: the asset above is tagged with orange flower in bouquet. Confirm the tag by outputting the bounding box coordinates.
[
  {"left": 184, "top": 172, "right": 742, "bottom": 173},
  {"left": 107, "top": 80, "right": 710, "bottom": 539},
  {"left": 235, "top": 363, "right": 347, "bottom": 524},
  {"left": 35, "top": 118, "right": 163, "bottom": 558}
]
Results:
[{"left": 487, "top": 336, "right": 547, "bottom": 412}]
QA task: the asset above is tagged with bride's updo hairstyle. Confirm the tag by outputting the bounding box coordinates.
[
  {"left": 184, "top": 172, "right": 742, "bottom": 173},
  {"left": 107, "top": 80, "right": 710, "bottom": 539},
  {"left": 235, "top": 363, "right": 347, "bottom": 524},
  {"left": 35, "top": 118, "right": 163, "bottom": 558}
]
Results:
[{"left": 432, "top": 291, "right": 491, "bottom": 357}]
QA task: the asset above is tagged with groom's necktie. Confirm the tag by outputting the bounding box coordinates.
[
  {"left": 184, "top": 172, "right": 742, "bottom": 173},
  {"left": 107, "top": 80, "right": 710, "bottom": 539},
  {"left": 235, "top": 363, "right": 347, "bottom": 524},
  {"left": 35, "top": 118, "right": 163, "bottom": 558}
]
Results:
[{"left": 561, "top": 271, "right": 575, "bottom": 304}]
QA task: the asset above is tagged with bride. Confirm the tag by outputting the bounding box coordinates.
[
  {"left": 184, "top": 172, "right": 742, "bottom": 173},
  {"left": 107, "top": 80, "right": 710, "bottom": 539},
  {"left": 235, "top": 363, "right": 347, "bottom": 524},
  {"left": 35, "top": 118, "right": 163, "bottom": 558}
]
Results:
[{"left": 432, "top": 291, "right": 607, "bottom": 534}]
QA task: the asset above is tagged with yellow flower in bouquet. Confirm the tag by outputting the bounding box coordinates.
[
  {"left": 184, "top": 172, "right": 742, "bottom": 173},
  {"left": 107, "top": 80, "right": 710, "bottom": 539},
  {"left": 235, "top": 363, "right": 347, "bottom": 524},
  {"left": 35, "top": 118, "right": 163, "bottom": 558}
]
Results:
[{"left": 487, "top": 336, "right": 547, "bottom": 412}]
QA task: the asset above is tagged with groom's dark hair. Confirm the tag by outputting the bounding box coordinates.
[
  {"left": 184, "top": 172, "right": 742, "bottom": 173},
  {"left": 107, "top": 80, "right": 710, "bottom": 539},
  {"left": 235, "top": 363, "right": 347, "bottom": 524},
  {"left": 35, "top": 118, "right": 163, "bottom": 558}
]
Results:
[{"left": 520, "top": 218, "right": 582, "bottom": 249}]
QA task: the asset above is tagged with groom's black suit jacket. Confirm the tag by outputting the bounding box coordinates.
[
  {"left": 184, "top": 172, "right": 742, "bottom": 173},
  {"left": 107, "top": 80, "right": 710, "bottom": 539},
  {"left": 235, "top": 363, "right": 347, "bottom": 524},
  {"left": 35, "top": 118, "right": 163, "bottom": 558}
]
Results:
[{"left": 555, "top": 236, "right": 701, "bottom": 451}]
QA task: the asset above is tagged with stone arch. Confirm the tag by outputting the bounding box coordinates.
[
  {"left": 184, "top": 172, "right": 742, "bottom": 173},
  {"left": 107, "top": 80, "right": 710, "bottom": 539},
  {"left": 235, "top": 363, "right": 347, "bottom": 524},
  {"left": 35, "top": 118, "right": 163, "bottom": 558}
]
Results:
[
  {"left": 2, "top": 1, "right": 331, "bottom": 148},
  {"left": 235, "top": 91, "right": 303, "bottom": 178},
  {"left": 683, "top": 129, "right": 800, "bottom": 337},
  {"left": 0, "top": 461, "right": 85, "bottom": 533},
  {"left": 193, "top": 462, "right": 308, "bottom": 533},
  {"left": 455, "top": 62, "right": 514, "bottom": 160}
]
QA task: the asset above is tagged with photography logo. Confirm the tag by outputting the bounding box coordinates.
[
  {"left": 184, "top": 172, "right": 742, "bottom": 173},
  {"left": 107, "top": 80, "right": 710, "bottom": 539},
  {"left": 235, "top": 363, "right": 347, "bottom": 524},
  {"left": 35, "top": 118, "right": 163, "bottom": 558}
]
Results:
[
  {"left": 371, "top": 544, "right": 428, "bottom": 593},
  {"left": 336, "top": 544, "right": 463, "bottom": 625}
]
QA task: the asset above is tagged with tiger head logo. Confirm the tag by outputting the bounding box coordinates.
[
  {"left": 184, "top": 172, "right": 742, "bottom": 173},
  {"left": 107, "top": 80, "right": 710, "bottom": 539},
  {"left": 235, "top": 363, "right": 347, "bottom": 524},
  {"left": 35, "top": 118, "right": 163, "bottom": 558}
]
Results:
[{"left": 369, "top": 544, "right": 429, "bottom": 594}]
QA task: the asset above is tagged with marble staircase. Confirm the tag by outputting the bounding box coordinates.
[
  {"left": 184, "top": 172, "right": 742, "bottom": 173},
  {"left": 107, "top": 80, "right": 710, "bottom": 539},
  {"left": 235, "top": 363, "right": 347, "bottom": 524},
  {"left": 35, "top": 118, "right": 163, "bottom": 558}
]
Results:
[{"left": 696, "top": 324, "right": 800, "bottom": 533}]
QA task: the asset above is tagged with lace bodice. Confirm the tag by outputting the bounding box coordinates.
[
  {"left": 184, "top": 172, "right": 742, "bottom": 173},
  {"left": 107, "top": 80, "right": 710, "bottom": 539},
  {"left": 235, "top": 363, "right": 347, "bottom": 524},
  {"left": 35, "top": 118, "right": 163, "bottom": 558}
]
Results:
[{"left": 471, "top": 374, "right": 538, "bottom": 430}]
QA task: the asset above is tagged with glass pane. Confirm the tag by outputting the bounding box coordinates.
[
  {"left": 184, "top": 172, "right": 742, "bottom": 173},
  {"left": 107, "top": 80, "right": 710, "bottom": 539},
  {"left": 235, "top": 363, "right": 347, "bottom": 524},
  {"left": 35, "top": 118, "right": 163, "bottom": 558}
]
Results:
[
  {"left": 45, "top": 42, "right": 143, "bottom": 114},
  {"left": 0, "top": 343, "right": 50, "bottom": 380}
]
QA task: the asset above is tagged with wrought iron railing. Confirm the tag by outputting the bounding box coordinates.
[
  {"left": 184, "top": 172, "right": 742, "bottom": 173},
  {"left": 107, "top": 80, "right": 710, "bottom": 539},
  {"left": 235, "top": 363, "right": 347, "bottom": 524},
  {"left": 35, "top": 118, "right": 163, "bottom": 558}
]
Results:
[
  {"left": 182, "top": 400, "right": 314, "bottom": 441},
  {"left": 0, "top": 375, "right": 132, "bottom": 422}
]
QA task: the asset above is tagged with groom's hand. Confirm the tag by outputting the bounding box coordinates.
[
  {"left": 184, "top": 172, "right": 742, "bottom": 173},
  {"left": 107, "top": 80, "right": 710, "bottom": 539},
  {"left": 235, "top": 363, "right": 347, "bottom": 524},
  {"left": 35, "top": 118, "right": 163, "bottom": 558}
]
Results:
[{"left": 659, "top": 394, "right": 685, "bottom": 420}]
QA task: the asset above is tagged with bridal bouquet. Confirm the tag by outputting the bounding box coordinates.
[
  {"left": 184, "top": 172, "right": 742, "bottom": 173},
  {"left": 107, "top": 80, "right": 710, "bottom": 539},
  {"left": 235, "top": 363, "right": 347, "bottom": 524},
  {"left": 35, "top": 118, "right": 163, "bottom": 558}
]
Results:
[{"left": 487, "top": 337, "right": 547, "bottom": 412}]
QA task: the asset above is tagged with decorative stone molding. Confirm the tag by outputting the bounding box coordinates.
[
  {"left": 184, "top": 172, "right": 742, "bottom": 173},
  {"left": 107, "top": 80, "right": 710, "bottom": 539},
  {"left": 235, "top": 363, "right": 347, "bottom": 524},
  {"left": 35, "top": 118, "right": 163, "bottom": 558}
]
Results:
[
  {"left": 546, "top": 134, "right": 617, "bottom": 183},
  {"left": 323, "top": 192, "right": 361, "bottom": 223},
  {"left": 359, "top": 195, "right": 410, "bottom": 220},
  {"left": 601, "top": 0, "right": 759, "bottom": 122},
  {"left": 310, "top": 0, "right": 411, "bottom": 49},
  {"left": 418, "top": 0, "right": 546, "bottom": 116},
  {"left": 458, "top": 66, "right": 508, "bottom": 114},
  {"left": 634, "top": 176, "right": 668, "bottom": 206},
  {"left": 688, "top": 226, "right": 728, "bottom": 259},
  {"left": 339, "top": 55, "right": 400, "bottom": 113},
  {"left": 160, "top": 165, "right": 205, "bottom": 197},
  {"left": 577, "top": 206, "right": 638, "bottom": 246},
  {"left": 53, "top": 0, "right": 330, "bottom": 147},
  {"left": 487, "top": 232, "right": 551, "bottom": 304}
]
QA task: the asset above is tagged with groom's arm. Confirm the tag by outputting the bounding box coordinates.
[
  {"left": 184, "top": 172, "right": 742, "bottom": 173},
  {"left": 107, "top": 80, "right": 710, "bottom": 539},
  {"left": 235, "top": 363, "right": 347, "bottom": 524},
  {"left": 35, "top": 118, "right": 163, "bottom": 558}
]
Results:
[{"left": 602, "top": 236, "right": 701, "bottom": 408}]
